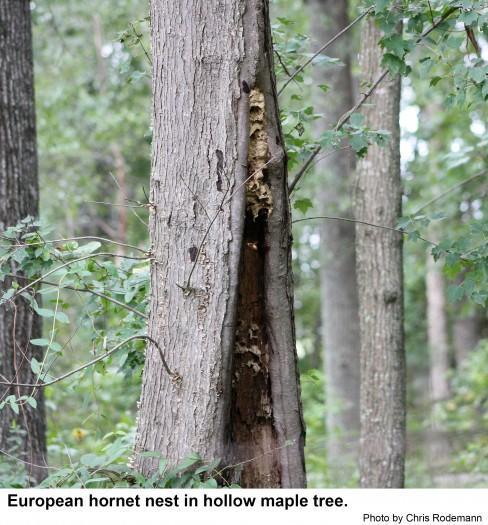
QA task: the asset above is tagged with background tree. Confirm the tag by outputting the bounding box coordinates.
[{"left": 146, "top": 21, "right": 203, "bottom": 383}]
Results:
[
  {"left": 0, "top": 0, "right": 47, "bottom": 483},
  {"left": 307, "top": 0, "right": 360, "bottom": 481},
  {"left": 354, "top": 18, "right": 405, "bottom": 488},
  {"left": 0, "top": 0, "right": 486, "bottom": 490},
  {"left": 133, "top": 0, "right": 306, "bottom": 488}
]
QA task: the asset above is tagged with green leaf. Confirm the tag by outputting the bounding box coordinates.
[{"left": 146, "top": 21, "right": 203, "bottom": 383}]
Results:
[
  {"left": 0, "top": 289, "right": 14, "bottom": 306},
  {"left": 293, "top": 198, "right": 313, "bottom": 214},
  {"left": 30, "top": 357, "right": 42, "bottom": 376},
  {"left": 34, "top": 307, "right": 56, "bottom": 318},
  {"left": 447, "top": 285, "right": 465, "bottom": 303},
  {"left": 8, "top": 397, "right": 19, "bottom": 415},
  {"left": 26, "top": 397, "right": 37, "bottom": 409},
  {"left": 381, "top": 34, "right": 411, "bottom": 57},
  {"left": 55, "top": 311, "right": 69, "bottom": 324},
  {"left": 469, "top": 67, "right": 486, "bottom": 84},
  {"left": 80, "top": 454, "right": 102, "bottom": 468},
  {"left": 349, "top": 132, "right": 369, "bottom": 156},
  {"left": 349, "top": 113, "right": 364, "bottom": 128},
  {"left": 375, "top": 0, "right": 390, "bottom": 12},
  {"left": 30, "top": 338, "right": 51, "bottom": 347},
  {"left": 71, "top": 241, "right": 102, "bottom": 257},
  {"left": 381, "top": 53, "right": 409, "bottom": 76}
]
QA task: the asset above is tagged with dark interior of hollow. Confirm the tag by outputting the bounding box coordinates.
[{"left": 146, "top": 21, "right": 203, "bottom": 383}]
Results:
[{"left": 226, "top": 204, "right": 281, "bottom": 487}]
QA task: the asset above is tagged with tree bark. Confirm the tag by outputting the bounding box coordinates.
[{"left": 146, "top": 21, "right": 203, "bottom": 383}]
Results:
[
  {"left": 0, "top": 0, "right": 47, "bottom": 483},
  {"left": 133, "top": 0, "right": 305, "bottom": 488},
  {"left": 308, "top": 0, "right": 360, "bottom": 481},
  {"left": 354, "top": 19, "right": 405, "bottom": 488}
]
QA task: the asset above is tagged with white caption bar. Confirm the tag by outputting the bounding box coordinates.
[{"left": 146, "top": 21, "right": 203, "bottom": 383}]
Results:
[{"left": 1, "top": 489, "right": 487, "bottom": 525}]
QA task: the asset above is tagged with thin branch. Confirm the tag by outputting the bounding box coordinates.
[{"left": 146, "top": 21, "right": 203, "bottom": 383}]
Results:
[
  {"left": 129, "top": 22, "right": 152, "bottom": 65},
  {"left": 0, "top": 335, "right": 179, "bottom": 388},
  {"left": 288, "top": 146, "right": 351, "bottom": 194},
  {"left": 0, "top": 234, "right": 147, "bottom": 254},
  {"left": 273, "top": 49, "right": 296, "bottom": 81},
  {"left": 1, "top": 252, "right": 148, "bottom": 306},
  {"left": 288, "top": 145, "right": 320, "bottom": 194},
  {"left": 0, "top": 447, "right": 54, "bottom": 471},
  {"left": 292, "top": 215, "right": 434, "bottom": 244},
  {"left": 413, "top": 169, "right": 487, "bottom": 214},
  {"left": 5, "top": 273, "right": 148, "bottom": 320},
  {"left": 278, "top": 7, "right": 373, "bottom": 96},
  {"left": 85, "top": 200, "right": 146, "bottom": 209},
  {"left": 289, "top": 70, "right": 386, "bottom": 193},
  {"left": 289, "top": 6, "right": 461, "bottom": 193}
]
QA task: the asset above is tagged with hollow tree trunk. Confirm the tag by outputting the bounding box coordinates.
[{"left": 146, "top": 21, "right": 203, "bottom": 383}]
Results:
[
  {"left": 133, "top": 0, "right": 306, "bottom": 488},
  {"left": 308, "top": 0, "right": 360, "bottom": 481},
  {"left": 0, "top": 0, "right": 47, "bottom": 483},
  {"left": 354, "top": 19, "right": 405, "bottom": 488}
]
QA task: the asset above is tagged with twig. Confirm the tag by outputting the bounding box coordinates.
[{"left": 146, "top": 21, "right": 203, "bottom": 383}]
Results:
[
  {"left": 0, "top": 335, "right": 179, "bottom": 388},
  {"left": 0, "top": 234, "right": 147, "bottom": 254},
  {"left": 5, "top": 273, "right": 148, "bottom": 320},
  {"left": 413, "top": 170, "right": 487, "bottom": 214},
  {"left": 273, "top": 49, "right": 295, "bottom": 80},
  {"left": 0, "top": 252, "right": 148, "bottom": 306},
  {"left": 129, "top": 22, "right": 152, "bottom": 65},
  {"left": 288, "top": 6, "right": 461, "bottom": 193},
  {"left": 278, "top": 7, "right": 373, "bottom": 96},
  {"left": 0, "top": 447, "right": 54, "bottom": 471},
  {"left": 85, "top": 200, "right": 146, "bottom": 209},
  {"left": 292, "top": 215, "right": 433, "bottom": 244}
]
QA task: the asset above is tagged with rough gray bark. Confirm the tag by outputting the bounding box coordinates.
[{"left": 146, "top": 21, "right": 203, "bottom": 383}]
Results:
[
  {"left": 354, "top": 19, "right": 405, "bottom": 488},
  {"left": 0, "top": 0, "right": 47, "bottom": 483},
  {"left": 133, "top": 0, "right": 305, "bottom": 488},
  {"left": 308, "top": 0, "right": 360, "bottom": 480}
]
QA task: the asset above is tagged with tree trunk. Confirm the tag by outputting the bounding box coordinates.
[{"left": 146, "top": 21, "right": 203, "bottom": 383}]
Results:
[
  {"left": 133, "top": 0, "right": 306, "bottom": 488},
  {"left": 0, "top": 0, "right": 47, "bottom": 483},
  {"left": 425, "top": 250, "right": 451, "bottom": 474},
  {"left": 426, "top": 253, "right": 450, "bottom": 403},
  {"left": 308, "top": 0, "right": 360, "bottom": 481},
  {"left": 354, "top": 19, "right": 405, "bottom": 488}
]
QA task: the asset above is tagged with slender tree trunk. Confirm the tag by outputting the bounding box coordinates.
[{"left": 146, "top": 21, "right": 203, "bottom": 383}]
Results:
[
  {"left": 0, "top": 0, "right": 47, "bottom": 483},
  {"left": 425, "top": 249, "right": 451, "bottom": 474},
  {"left": 133, "top": 0, "right": 305, "bottom": 488},
  {"left": 308, "top": 0, "right": 360, "bottom": 481},
  {"left": 354, "top": 19, "right": 405, "bottom": 488},
  {"left": 426, "top": 253, "right": 450, "bottom": 403}
]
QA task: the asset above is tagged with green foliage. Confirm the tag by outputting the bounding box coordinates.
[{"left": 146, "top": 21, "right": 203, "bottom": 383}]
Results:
[
  {"left": 0, "top": 428, "right": 31, "bottom": 488},
  {"left": 39, "top": 430, "right": 224, "bottom": 488},
  {"left": 0, "top": 0, "right": 486, "bottom": 490},
  {"left": 0, "top": 218, "right": 149, "bottom": 413},
  {"left": 442, "top": 341, "right": 488, "bottom": 474}
]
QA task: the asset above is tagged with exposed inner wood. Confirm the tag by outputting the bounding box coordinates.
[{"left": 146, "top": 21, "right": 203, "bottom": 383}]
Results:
[
  {"left": 228, "top": 85, "right": 280, "bottom": 487},
  {"left": 230, "top": 211, "right": 281, "bottom": 488}
]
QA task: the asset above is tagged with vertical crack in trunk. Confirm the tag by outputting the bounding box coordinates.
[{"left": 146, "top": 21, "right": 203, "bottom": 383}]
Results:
[{"left": 229, "top": 87, "right": 281, "bottom": 488}]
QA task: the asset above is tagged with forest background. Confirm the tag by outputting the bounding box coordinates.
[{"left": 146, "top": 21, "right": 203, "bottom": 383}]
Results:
[{"left": 0, "top": 0, "right": 487, "bottom": 488}]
